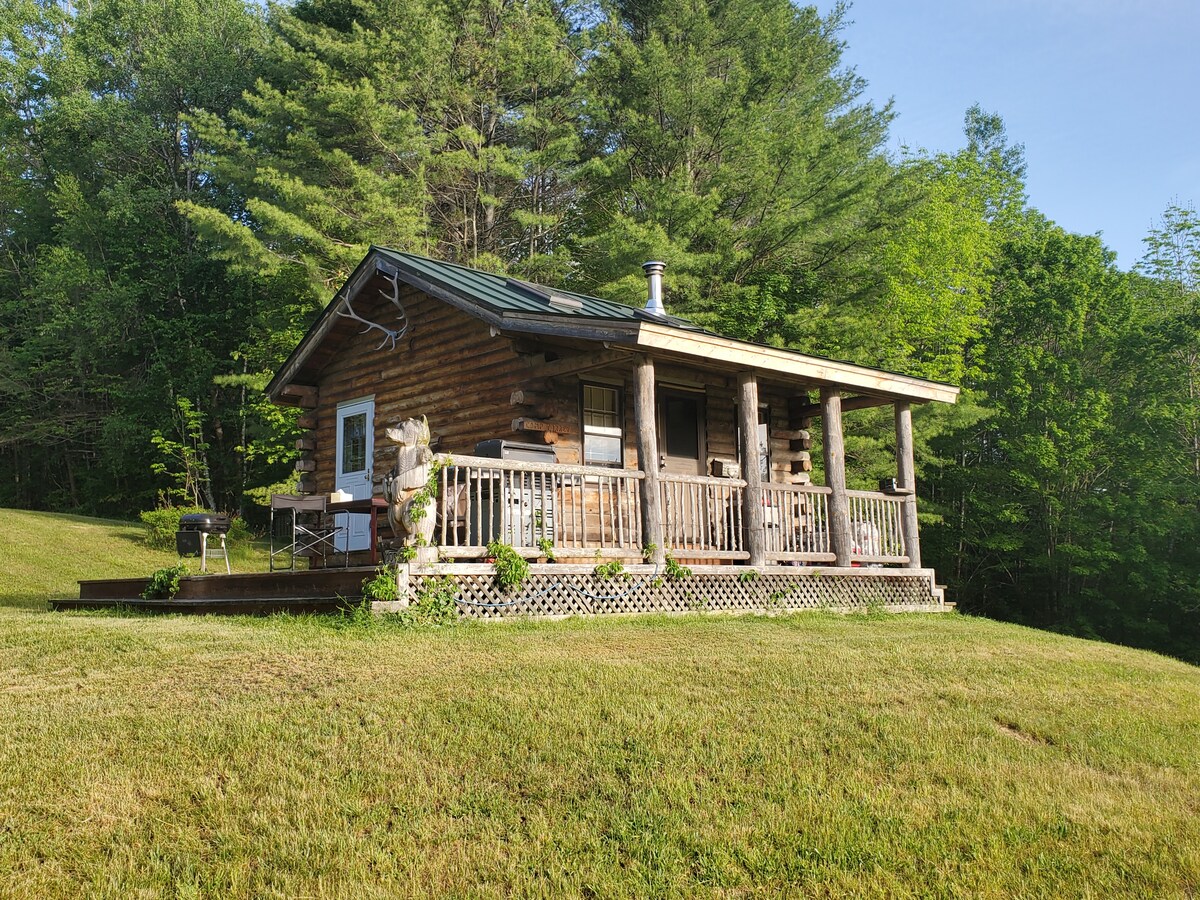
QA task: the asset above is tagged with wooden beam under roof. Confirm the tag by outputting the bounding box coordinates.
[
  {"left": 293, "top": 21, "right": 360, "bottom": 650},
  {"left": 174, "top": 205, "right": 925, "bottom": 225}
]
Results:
[
  {"left": 529, "top": 347, "right": 632, "bottom": 379},
  {"left": 790, "top": 394, "right": 894, "bottom": 419},
  {"left": 633, "top": 323, "right": 960, "bottom": 405}
]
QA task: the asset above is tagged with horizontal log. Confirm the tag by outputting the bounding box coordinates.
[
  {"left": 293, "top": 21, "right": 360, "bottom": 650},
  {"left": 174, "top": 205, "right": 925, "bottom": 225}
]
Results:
[
  {"left": 295, "top": 437, "right": 316, "bottom": 452},
  {"left": 295, "top": 459, "right": 316, "bottom": 473},
  {"left": 775, "top": 429, "right": 810, "bottom": 441},
  {"left": 790, "top": 459, "right": 813, "bottom": 474},
  {"left": 280, "top": 384, "right": 318, "bottom": 408},
  {"left": 531, "top": 348, "right": 631, "bottom": 379},
  {"left": 778, "top": 450, "right": 811, "bottom": 463},
  {"left": 296, "top": 414, "right": 317, "bottom": 430},
  {"left": 510, "top": 389, "right": 555, "bottom": 406}
]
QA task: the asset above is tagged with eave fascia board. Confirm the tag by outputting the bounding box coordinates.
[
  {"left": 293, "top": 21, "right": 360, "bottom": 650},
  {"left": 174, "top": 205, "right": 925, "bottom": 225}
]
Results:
[
  {"left": 266, "top": 250, "right": 386, "bottom": 402},
  {"left": 634, "top": 322, "right": 960, "bottom": 404},
  {"left": 267, "top": 248, "right": 517, "bottom": 403},
  {"left": 491, "top": 311, "right": 641, "bottom": 345}
]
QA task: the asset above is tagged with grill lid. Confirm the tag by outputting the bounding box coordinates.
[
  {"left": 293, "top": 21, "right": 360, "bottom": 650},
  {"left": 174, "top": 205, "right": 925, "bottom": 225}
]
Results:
[{"left": 178, "top": 512, "right": 231, "bottom": 534}]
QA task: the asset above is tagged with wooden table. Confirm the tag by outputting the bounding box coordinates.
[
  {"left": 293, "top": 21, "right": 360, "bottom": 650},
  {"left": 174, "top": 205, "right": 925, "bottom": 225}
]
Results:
[{"left": 327, "top": 497, "right": 389, "bottom": 566}]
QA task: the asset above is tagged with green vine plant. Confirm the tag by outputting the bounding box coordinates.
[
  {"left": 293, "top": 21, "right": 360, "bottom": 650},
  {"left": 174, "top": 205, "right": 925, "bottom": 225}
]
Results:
[
  {"left": 664, "top": 554, "right": 692, "bottom": 581},
  {"left": 641, "top": 542, "right": 658, "bottom": 562},
  {"left": 142, "top": 563, "right": 189, "bottom": 600},
  {"left": 405, "top": 458, "right": 447, "bottom": 523},
  {"left": 487, "top": 540, "right": 530, "bottom": 591},
  {"left": 361, "top": 565, "right": 400, "bottom": 602},
  {"left": 395, "top": 577, "right": 458, "bottom": 626},
  {"left": 592, "top": 559, "right": 629, "bottom": 581},
  {"left": 536, "top": 537, "right": 556, "bottom": 562}
]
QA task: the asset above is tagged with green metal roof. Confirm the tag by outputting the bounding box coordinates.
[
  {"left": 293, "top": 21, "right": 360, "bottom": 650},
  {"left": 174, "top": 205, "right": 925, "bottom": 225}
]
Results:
[{"left": 376, "top": 246, "right": 697, "bottom": 327}]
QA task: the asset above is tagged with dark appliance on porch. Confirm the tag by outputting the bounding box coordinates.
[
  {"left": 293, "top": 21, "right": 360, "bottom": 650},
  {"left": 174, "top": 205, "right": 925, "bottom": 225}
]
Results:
[
  {"left": 468, "top": 440, "right": 558, "bottom": 547},
  {"left": 176, "top": 512, "right": 232, "bottom": 574}
]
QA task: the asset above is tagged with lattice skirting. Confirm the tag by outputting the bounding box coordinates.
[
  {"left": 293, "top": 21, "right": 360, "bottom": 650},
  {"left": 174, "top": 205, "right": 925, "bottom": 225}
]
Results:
[{"left": 398, "top": 564, "right": 945, "bottom": 619}]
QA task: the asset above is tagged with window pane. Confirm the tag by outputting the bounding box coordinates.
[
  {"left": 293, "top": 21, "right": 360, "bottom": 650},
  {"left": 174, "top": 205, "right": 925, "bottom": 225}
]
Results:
[
  {"left": 584, "top": 434, "right": 622, "bottom": 466},
  {"left": 583, "top": 385, "right": 618, "bottom": 429},
  {"left": 342, "top": 413, "right": 367, "bottom": 474},
  {"left": 583, "top": 384, "right": 623, "bottom": 466}
]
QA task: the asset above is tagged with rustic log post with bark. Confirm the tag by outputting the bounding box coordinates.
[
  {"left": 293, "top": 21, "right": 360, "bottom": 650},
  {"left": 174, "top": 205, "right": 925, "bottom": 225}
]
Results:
[
  {"left": 894, "top": 400, "right": 922, "bottom": 569},
  {"left": 821, "top": 387, "right": 852, "bottom": 566},
  {"left": 633, "top": 355, "right": 665, "bottom": 564},
  {"left": 738, "top": 372, "right": 766, "bottom": 567}
]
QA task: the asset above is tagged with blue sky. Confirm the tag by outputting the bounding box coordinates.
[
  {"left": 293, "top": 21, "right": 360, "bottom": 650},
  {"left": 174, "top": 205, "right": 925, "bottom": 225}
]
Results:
[{"left": 825, "top": 0, "right": 1200, "bottom": 270}]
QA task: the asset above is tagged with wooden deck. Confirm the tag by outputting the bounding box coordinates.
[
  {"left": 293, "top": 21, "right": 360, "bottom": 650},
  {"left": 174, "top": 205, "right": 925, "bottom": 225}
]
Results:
[{"left": 55, "top": 568, "right": 376, "bottom": 616}]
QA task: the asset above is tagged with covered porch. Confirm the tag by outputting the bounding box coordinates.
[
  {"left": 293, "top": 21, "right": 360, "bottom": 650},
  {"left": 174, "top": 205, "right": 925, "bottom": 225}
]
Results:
[{"left": 418, "top": 337, "right": 948, "bottom": 572}]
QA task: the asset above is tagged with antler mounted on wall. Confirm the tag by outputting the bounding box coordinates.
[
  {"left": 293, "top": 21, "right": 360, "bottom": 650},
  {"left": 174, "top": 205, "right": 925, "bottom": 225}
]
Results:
[{"left": 337, "top": 272, "right": 410, "bottom": 351}]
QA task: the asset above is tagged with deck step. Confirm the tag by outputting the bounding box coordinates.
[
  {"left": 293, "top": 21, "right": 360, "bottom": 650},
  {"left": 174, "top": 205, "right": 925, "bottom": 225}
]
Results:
[
  {"left": 51, "top": 595, "right": 358, "bottom": 616},
  {"left": 78, "top": 568, "right": 375, "bottom": 602}
]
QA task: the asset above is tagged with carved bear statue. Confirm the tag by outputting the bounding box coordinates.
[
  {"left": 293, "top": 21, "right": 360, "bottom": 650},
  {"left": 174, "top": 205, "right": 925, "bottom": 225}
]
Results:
[{"left": 382, "top": 416, "right": 436, "bottom": 548}]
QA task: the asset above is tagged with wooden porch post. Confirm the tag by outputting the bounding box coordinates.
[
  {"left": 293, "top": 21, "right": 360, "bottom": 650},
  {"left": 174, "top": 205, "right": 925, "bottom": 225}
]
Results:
[
  {"left": 820, "top": 387, "right": 852, "bottom": 566},
  {"left": 894, "top": 401, "right": 922, "bottom": 568},
  {"left": 738, "top": 372, "right": 766, "bottom": 567},
  {"left": 633, "top": 354, "right": 666, "bottom": 564}
]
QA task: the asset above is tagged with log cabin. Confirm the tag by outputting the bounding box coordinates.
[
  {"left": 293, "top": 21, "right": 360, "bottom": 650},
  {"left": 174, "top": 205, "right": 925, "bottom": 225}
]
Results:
[{"left": 263, "top": 247, "right": 960, "bottom": 616}]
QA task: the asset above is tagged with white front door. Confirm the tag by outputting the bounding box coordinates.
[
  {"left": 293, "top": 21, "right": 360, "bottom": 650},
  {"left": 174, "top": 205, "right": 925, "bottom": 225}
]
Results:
[{"left": 335, "top": 397, "right": 375, "bottom": 552}]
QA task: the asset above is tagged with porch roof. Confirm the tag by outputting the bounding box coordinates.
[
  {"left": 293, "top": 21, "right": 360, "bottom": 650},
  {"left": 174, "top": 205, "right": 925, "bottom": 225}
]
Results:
[{"left": 267, "top": 247, "right": 959, "bottom": 406}]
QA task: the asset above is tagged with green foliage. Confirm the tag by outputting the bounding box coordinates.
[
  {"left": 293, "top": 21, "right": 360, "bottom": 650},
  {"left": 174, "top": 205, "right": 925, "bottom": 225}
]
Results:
[
  {"left": 487, "top": 540, "right": 529, "bottom": 591},
  {"left": 664, "top": 555, "right": 692, "bottom": 581},
  {"left": 138, "top": 506, "right": 250, "bottom": 552},
  {"left": 149, "top": 398, "right": 213, "bottom": 509},
  {"left": 361, "top": 566, "right": 400, "bottom": 603},
  {"left": 139, "top": 506, "right": 206, "bottom": 551},
  {"left": 392, "top": 577, "right": 459, "bottom": 627},
  {"left": 536, "top": 537, "right": 555, "bottom": 561},
  {"left": 592, "top": 560, "right": 628, "bottom": 581},
  {"left": 142, "top": 563, "right": 189, "bottom": 600},
  {"left": 405, "top": 459, "right": 445, "bottom": 523}
]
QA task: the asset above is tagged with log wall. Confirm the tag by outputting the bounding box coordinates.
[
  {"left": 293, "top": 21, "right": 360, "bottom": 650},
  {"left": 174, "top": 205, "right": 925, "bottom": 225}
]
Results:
[
  {"left": 302, "top": 278, "right": 817, "bottom": 496},
  {"left": 310, "top": 280, "right": 539, "bottom": 495}
]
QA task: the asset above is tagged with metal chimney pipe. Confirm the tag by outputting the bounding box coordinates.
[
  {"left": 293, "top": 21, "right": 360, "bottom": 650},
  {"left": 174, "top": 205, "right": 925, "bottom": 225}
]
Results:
[{"left": 642, "top": 261, "right": 666, "bottom": 316}]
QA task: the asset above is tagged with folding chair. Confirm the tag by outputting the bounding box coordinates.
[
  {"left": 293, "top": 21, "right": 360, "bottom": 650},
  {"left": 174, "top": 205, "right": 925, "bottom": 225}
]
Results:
[{"left": 269, "top": 494, "right": 346, "bottom": 571}]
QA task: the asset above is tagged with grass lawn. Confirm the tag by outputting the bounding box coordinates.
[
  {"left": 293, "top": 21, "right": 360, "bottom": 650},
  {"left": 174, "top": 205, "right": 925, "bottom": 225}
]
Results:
[
  {"left": 1, "top": 510, "right": 1198, "bottom": 897},
  {"left": 0, "top": 507, "right": 270, "bottom": 609}
]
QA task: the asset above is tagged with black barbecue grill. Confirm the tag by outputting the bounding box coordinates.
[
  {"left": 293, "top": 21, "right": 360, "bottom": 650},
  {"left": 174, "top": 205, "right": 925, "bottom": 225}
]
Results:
[{"left": 176, "top": 512, "right": 232, "bottom": 573}]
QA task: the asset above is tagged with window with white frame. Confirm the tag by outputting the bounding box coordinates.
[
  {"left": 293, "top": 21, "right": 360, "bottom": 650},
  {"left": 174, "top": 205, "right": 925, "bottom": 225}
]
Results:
[{"left": 582, "top": 383, "right": 623, "bottom": 466}]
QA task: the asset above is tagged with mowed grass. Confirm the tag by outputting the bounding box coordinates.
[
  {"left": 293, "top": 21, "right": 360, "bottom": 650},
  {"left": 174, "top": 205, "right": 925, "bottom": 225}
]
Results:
[
  {"left": 1, "top": 510, "right": 1198, "bottom": 897},
  {"left": 0, "top": 508, "right": 268, "bottom": 609}
]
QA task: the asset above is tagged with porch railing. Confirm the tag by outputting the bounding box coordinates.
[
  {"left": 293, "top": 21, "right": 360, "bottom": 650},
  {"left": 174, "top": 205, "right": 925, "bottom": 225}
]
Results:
[
  {"left": 846, "top": 489, "right": 908, "bottom": 564},
  {"left": 660, "top": 473, "right": 748, "bottom": 560},
  {"left": 433, "top": 454, "right": 643, "bottom": 558},
  {"left": 761, "top": 483, "right": 834, "bottom": 563},
  {"left": 428, "top": 455, "right": 909, "bottom": 565}
]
